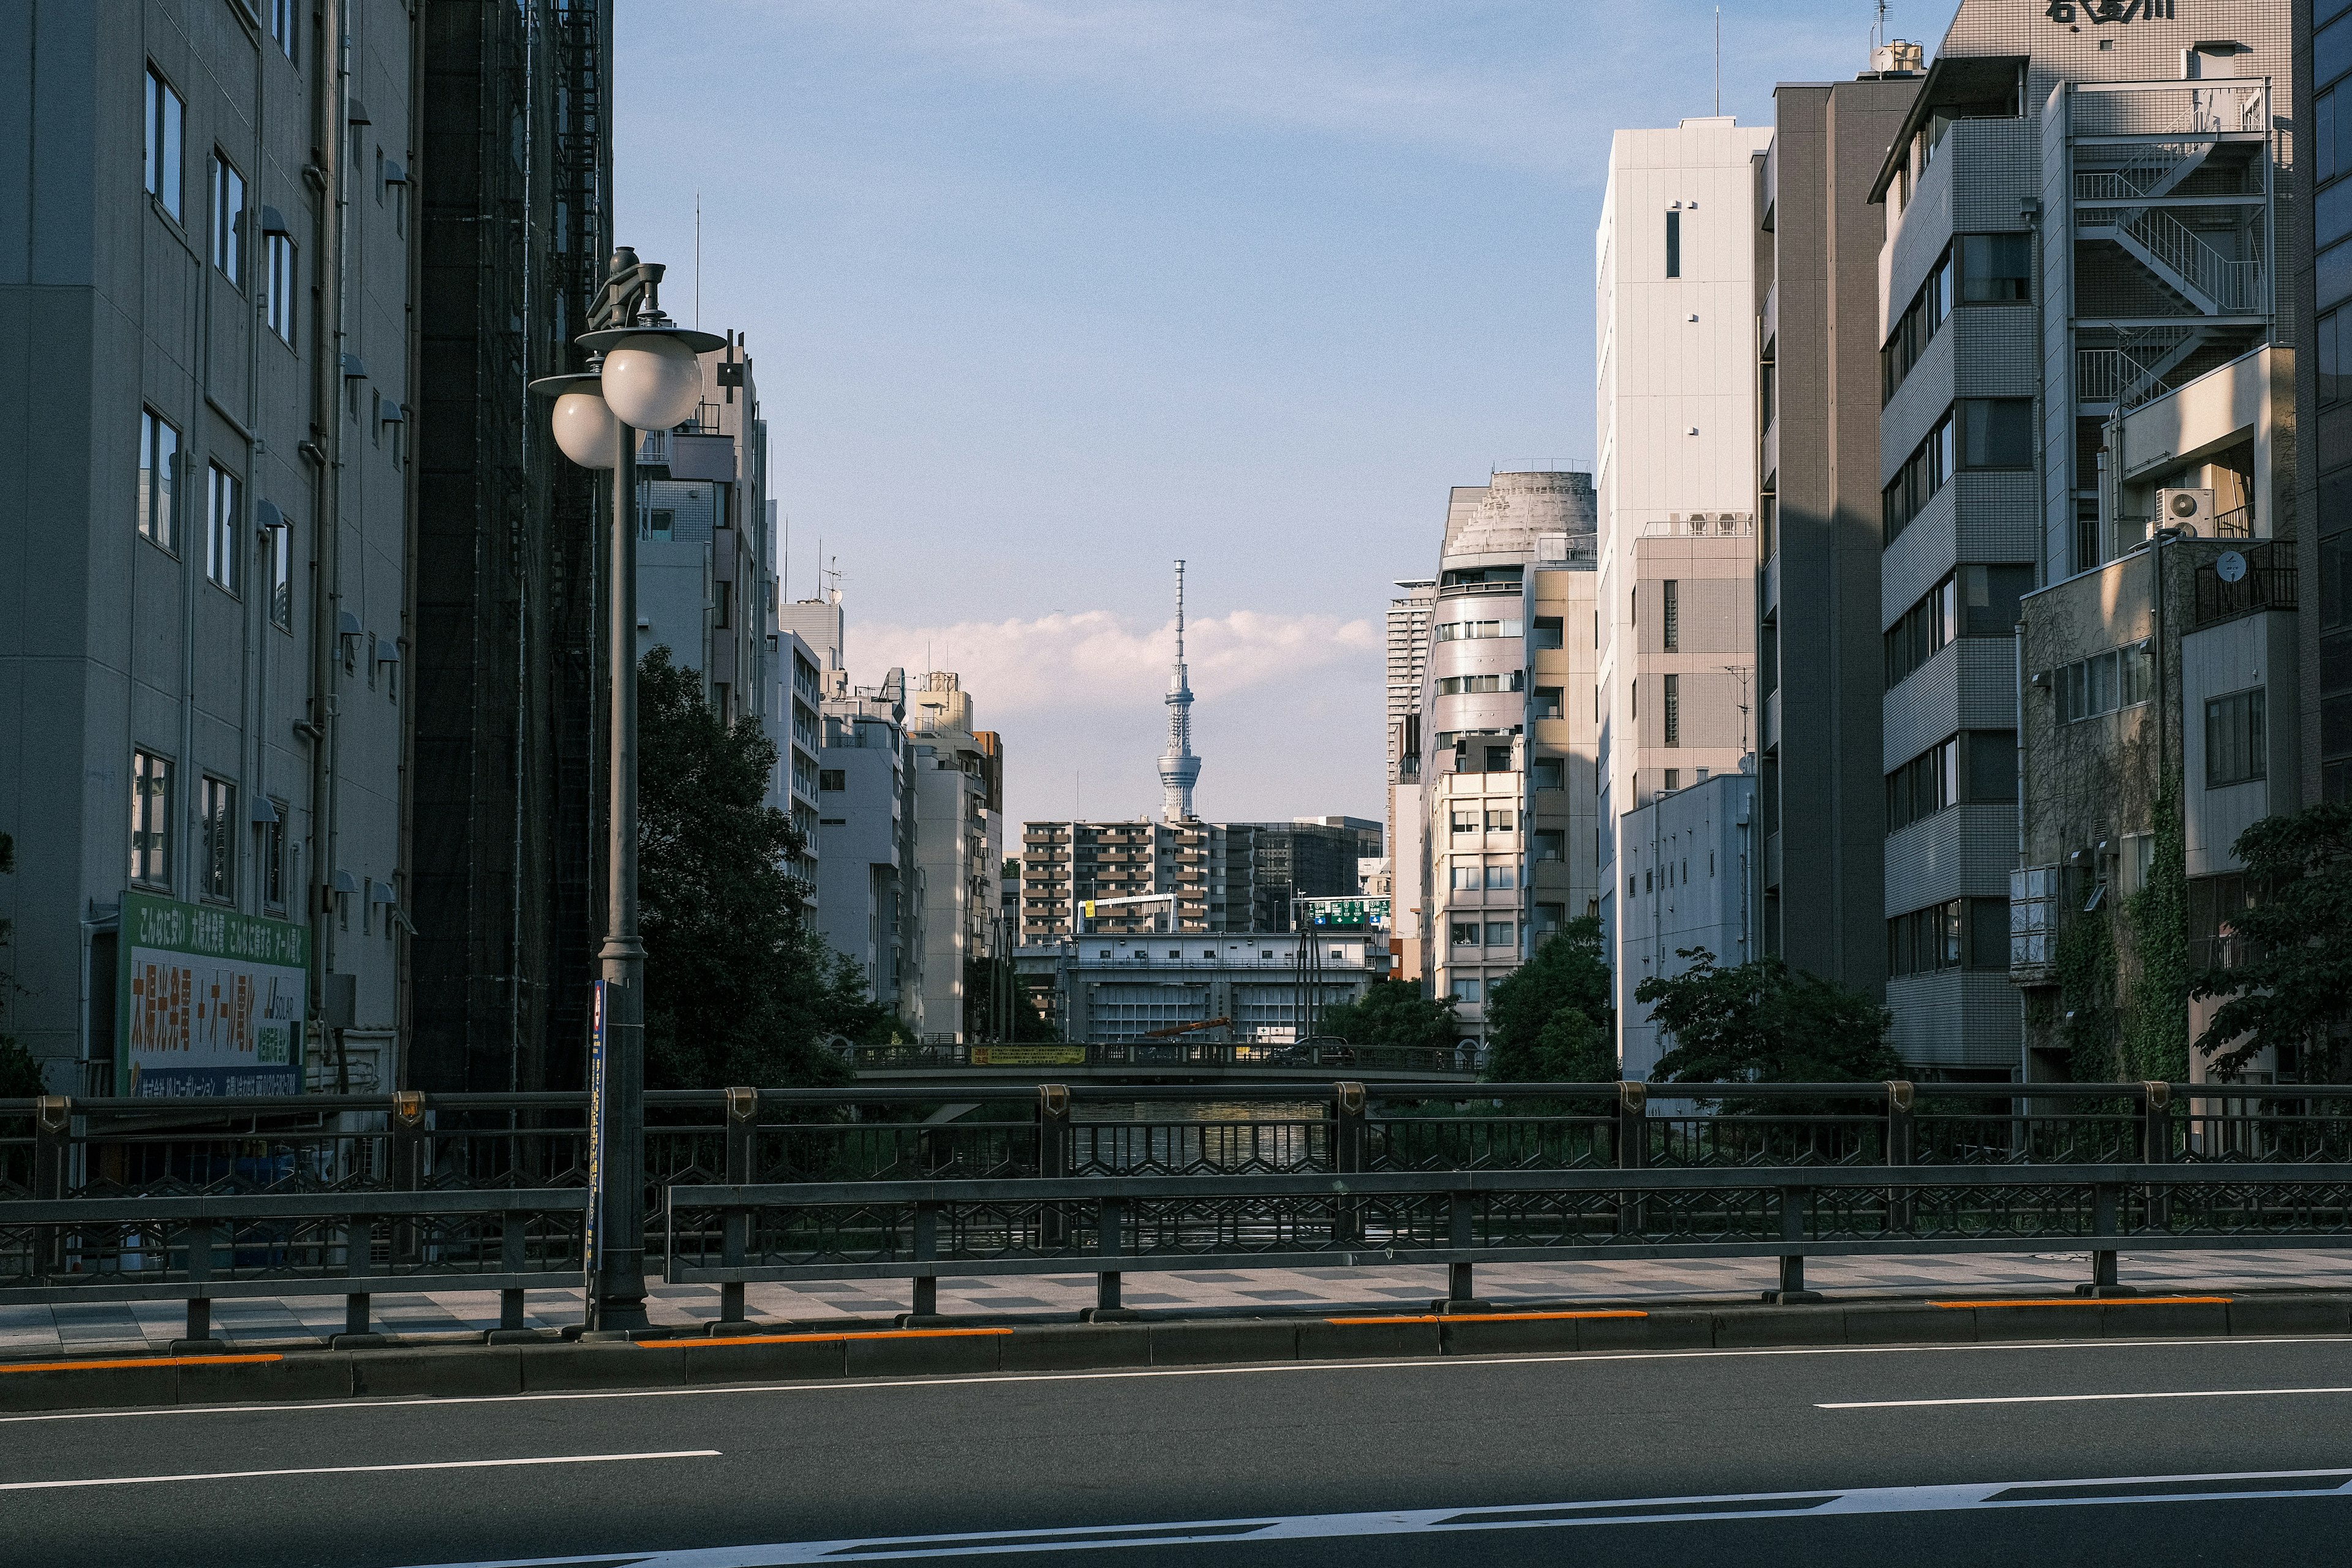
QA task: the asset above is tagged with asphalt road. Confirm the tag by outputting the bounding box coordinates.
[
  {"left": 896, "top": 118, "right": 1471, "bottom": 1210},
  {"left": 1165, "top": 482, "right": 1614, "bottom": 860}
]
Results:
[{"left": 6, "top": 1336, "right": 2352, "bottom": 1566}]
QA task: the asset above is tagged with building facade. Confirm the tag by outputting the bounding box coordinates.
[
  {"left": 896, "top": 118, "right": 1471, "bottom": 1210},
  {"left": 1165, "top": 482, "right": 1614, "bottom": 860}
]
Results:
[
  {"left": 1596, "top": 116, "right": 1771, "bottom": 1062},
  {"left": 1870, "top": 2, "right": 2287, "bottom": 1074},
  {"left": 1016, "top": 931, "right": 1378, "bottom": 1046},
  {"left": 1617, "top": 769, "right": 1758, "bottom": 1080},
  {"left": 2, "top": 2, "right": 423, "bottom": 1093},
  {"left": 906, "top": 671, "right": 1001, "bottom": 1042},
  {"left": 1415, "top": 472, "right": 1603, "bottom": 1042},
  {"left": 1385, "top": 578, "right": 1436, "bottom": 979},
  {"left": 2301, "top": 0, "right": 2350, "bottom": 805},
  {"left": 1754, "top": 71, "right": 1921, "bottom": 1005},
  {"left": 1019, "top": 818, "right": 1259, "bottom": 941}
]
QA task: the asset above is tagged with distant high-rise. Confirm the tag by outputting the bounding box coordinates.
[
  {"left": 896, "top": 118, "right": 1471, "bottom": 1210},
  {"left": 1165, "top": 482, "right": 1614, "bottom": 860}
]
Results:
[{"left": 1159, "top": 560, "right": 1202, "bottom": 822}]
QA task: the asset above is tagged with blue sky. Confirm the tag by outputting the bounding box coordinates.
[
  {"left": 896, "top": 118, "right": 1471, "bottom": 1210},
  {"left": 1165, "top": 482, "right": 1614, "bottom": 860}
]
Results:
[{"left": 615, "top": 0, "right": 1964, "bottom": 839}]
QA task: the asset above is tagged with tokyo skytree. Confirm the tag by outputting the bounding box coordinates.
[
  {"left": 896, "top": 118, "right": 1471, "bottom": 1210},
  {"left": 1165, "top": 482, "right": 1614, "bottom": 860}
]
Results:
[{"left": 1158, "top": 560, "right": 1201, "bottom": 822}]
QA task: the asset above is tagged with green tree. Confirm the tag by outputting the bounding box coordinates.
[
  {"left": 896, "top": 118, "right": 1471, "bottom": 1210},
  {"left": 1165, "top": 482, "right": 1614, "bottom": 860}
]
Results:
[
  {"left": 1319, "top": 978, "right": 1460, "bottom": 1052},
  {"left": 636, "top": 647, "right": 881, "bottom": 1089},
  {"left": 1638, "top": 949, "right": 1902, "bottom": 1103},
  {"left": 0, "top": 830, "right": 45, "bottom": 1098},
  {"left": 963, "top": 957, "right": 1060, "bottom": 1042},
  {"left": 2191, "top": 802, "right": 2352, "bottom": 1080},
  {"left": 1483, "top": 918, "right": 1615, "bottom": 1083}
]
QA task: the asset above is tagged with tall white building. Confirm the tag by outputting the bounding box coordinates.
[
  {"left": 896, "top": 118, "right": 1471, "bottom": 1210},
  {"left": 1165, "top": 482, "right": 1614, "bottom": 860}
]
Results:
[
  {"left": 1385, "top": 579, "right": 1435, "bottom": 978},
  {"left": 1596, "top": 116, "right": 1770, "bottom": 1062}
]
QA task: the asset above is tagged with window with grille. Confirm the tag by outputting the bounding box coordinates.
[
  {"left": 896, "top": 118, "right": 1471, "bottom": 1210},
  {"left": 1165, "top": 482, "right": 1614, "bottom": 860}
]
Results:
[
  {"left": 132, "top": 751, "right": 174, "bottom": 887},
  {"left": 198, "top": 777, "right": 236, "bottom": 902},
  {"left": 1662, "top": 580, "right": 1679, "bottom": 651},
  {"left": 1663, "top": 673, "right": 1681, "bottom": 746}
]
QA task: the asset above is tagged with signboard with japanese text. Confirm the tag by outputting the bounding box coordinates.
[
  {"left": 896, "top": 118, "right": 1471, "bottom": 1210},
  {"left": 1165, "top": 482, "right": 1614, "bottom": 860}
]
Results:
[
  {"left": 1297, "top": 897, "right": 1392, "bottom": 930},
  {"left": 584, "top": 980, "right": 608, "bottom": 1278},
  {"left": 118, "top": 890, "right": 308, "bottom": 1096}
]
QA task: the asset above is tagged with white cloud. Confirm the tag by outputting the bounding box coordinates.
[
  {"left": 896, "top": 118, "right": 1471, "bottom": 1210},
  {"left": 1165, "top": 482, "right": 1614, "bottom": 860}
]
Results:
[{"left": 853, "top": 606, "right": 1381, "bottom": 718}]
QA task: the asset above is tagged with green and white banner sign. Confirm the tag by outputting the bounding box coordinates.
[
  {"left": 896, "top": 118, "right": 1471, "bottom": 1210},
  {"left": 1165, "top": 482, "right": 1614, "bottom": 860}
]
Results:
[{"left": 119, "top": 890, "right": 309, "bottom": 1097}]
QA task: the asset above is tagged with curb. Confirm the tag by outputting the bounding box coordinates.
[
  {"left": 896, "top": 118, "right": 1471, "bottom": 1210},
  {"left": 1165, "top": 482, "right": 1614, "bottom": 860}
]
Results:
[{"left": 2, "top": 1292, "right": 2347, "bottom": 1414}]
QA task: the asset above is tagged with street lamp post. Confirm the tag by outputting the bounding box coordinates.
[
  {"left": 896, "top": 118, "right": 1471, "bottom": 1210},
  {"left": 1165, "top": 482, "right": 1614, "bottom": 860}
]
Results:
[{"left": 533, "top": 248, "right": 726, "bottom": 1336}]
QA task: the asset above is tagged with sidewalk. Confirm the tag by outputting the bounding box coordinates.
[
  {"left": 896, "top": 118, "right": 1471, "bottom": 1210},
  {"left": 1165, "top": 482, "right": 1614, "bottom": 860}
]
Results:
[{"left": 6, "top": 1248, "right": 2349, "bottom": 1358}]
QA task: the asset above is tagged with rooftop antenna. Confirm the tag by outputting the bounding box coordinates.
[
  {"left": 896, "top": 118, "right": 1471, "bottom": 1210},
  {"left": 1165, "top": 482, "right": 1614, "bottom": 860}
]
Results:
[
  {"left": 694, "top": 191, "right": 703, "bottom": 330},
  {"left": 1714, "top": 7, "right": 1721, "bottom": 115}
]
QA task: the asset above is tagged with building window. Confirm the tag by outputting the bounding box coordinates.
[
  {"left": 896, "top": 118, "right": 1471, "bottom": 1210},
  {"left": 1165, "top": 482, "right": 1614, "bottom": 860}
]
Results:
[
  {"left": 1882, "top": 412, "right": 1954, "bottom": 546},
  {"left": 1485, "top": 920, "right": 1516, "bottom": 949},
  {"left": 1450, "top": 862, "right": 1480, "bottom": 891},
  {"left": 1534, "top": 685, "right": 1562, "bottom": 719},
  {"left": 1530, "top": 757, "right": 1563, "bottom": 791},
  {"left": 1888, "top": 897, "right": 2011, "bottom": 976},
  {"left": 206, "top": 464, "right": 241, "bottom": 592},
  {"left": 198, "top": 777, "right": 236, "bottom": 903},
  {"left": 819, "top": 768, "right": 846, "bottom": 791},
  {"left": 1960, "top": 232, "right": 2032, "bottom": 303},
  {"left": 1450, "top": 920, "right": 1480, "bottom": 948},
  {"left": 1434, "top": 618, "right": 1521, "bottom": 642},
  {"left": 1532, "top": 616, "right": 1563, "bottom": 650},
  {"left": 262, "top": 800, "right": 288, "bottom": 910},
  {"left": 1533, "top": 830, "right": 1564, "bottom": 862},
  {"left": 1483, "top": 807, "right": 1514, "bottom": 832},
  {"left": 1450, "top": 809, "right": 1478, "bottom": 835},
  {"left": 1885, "top": 736, "right": 1959, "bottom": 833},
  {"left": 1662, "top": 579, "right": 1679, "bottom": 651},
  {"left": 649, "top": 508, "right": 675, "bottom": 540},
  {"left": 1885, "top": 574, "right": 1956, "bottom": 688},
  {"left": 1454, "top": 978, "right": 1482, "bottom": 1003},
  {"left": 1662, "top": 768, "right": 1681, "bottom": 792},
  {"left": 271, "top": 0, "right": 298, "bottom": 61},
  {"left": 2205, "top": 688, "right": 2267, "bottom": 788},
  {"left": 1484, "top": 863, "right": 1517, "bottom": 890},
  {"left": 1959, "top": 398, "right": 2034, "bottom": 469},
  {"left": 266, "top": 517, "right": 292, "bottom": 630},
  {"left": 2056, "top": 645, "right": 2154, "bottom": 722},
  {"left": 139, "top": 409, "right": 179, "bottom": 550},
  {"left": 1662, "top": 673, "right": 1681, "bottom": 746},
  {"left": 1438, "top": 673, "right": 1523, "bottom": 695},
  {"left": 1664, "top": 209, "right": 1681, "bottom": 277},
  {"left": 131, "top": 750, "right": 174, "bottom": 887},
  {"left": 146, "top": 67, "right": 183, "bottom": 221},
  {"left": 1880, "top": 245, "right": 1953, "bottom": 403},
  {"left": 1533, "top": 903, "right": 1564, "bottom": 935},
  {"left": 265, "top": 234, "right": 296, "bottom": 342},
  {"left": 210, "top": 153, "right": 245, "bottom": 286}
]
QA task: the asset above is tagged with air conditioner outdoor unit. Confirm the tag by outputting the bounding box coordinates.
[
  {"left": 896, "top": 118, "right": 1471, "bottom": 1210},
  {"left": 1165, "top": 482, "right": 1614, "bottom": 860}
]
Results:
[{"left": 2158, "top": 487, "right": 2215, "bottom": 536}]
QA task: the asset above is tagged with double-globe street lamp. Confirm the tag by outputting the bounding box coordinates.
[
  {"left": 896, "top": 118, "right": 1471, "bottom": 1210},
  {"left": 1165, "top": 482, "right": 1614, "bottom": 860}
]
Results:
[{"left": 532, "top": 247, "right": 726, "bottom": 1335}]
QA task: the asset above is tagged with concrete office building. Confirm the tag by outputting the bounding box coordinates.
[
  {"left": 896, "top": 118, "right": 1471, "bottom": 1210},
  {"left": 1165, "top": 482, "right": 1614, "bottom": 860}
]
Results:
[
  {"left": 1, "top": 5, "right": 420, "bottom": 1093},
  {"left": 815, "top": 663, "right": 922, "bottom": 1022},
  {"left": 1752, "top": 69, "right": 1923, "bottom": 1003},
  {"left": 1868, "top": 4, "right": 2287, "bottom": 1072},
  {"left": 1415, "top": 472, "right": 1602, "bottom": 1042},
  {"left": 2301, "top": 2, "right": 2350, "bottom": 805},
  {"left": 1385, "top": 578, "right": 1436, "bottom": 978},
  {"left": 907, "top": 671, "right": 1003, "bottom": 1043},
  {"left": 1596, "top": 117, "right": 1770, "bottom": 1061},
  {"left": 1244, "top": 816, "right": 1379, "bottom": 929},
  {"left": 1617, "top": 770, "right": 1758, "bottom": 1080},
  {"left": 1015, "top": 932, "right": 1378, "bottom": 1046}
]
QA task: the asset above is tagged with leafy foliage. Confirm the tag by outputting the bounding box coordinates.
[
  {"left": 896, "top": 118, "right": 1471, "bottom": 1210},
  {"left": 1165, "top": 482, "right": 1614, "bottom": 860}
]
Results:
[
  {"left": 1638, "top": 948, "right": 1902, "bottom": 1107},
  {"left": 2192, "top": 802, "right": 2352, "bottom": 1080},
  {"left": 1483, "top": 918, "right": 1615, "bottom": 1083},
  {"left": 2056, "top": 910, "right": 2120, "bottom": 1082},
  {"left": 963, "top": 957, "right": 1060, "bottom": 1042},
  {"left": 2123, "top": 787, "right": 2189, "bottom": 1082},
  {"left": 636, "top": 647, "right": 881, "bottom": 1090},
  {"left": 1319, "top": 979, "right": 1460, "bottom": 1052}
]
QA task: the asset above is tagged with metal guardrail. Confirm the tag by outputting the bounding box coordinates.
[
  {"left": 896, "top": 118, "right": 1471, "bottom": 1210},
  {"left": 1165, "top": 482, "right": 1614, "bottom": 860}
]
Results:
[
  {"left": 841, "top": 1041, "right": 1475, "bottom": 1076},
  {"left": 665, "top": 1163, "right": 2352, "bottom": 1317},
  {"left": 4, "top": 1080, "right": 2352, "bottom": 1336}
]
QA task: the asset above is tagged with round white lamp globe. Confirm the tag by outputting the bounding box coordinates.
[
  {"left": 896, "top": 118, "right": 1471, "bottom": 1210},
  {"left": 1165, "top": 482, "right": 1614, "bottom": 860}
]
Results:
[
  {"left": 551, "top": 386, "right": 620, "bottom": 469},
  {"left": 599, "top": 333, "right": 704, "bottom": 431}
]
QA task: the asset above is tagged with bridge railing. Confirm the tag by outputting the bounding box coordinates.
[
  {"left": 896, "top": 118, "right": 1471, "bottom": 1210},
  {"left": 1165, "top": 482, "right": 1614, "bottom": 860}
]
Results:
[
  {"left": 6, "top": 1080, "right": 2350, "bottom": 1203},
  {"left": 840, "top": 1040, "right": 1479, "bottom": 1075}
]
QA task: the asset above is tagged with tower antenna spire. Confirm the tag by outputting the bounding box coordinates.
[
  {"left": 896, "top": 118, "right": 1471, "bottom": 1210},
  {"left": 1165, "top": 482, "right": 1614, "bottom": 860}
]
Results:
[{"left": 1158, "top": 560, "right": 1202, "bottom": 823}]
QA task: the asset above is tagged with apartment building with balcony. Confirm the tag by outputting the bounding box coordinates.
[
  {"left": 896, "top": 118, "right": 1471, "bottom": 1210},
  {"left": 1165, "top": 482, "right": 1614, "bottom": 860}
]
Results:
[
  {"left": 1415, "top": 472, "right": 1602, "bottom": 1043},
  {"left": 1018, "top": 818, "right": 1258, "bottom": 943},
  {"left": 1868, "top": 4, "right": 2288, "bottom": 1074}
]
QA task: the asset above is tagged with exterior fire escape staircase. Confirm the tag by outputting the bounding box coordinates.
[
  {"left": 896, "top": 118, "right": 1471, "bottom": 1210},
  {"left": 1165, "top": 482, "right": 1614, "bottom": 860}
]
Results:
[{"left": 2074, "top": 131, "right": 2264, "bottom": 410}]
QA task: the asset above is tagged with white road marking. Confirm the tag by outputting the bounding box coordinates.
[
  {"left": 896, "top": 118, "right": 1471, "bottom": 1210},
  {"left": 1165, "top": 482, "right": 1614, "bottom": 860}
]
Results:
[
  {"left": 0, "top": 1333, "right": 2339, "bottom": 1427},
  {"left": 1824, "top": 1385, "right": 2352, "bottom": 1410},
  {"left": 0, "top": 1450, "right": 718, "bottom": 1492},
  {"left": 390, "top": 1468, "right": 2352, "bottom": 1564}
]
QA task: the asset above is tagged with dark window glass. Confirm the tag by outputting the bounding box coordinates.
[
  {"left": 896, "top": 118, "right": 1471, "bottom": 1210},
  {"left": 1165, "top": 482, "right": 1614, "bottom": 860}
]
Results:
[
  {"left": 1665, "top": 209, "right": 1681, "bottom": 277},
  {"left": 1960, "top": 233, "right": 2031, "bottom": 301},
  {"left": 2205, "top": 688, "right": 2267, "bottom": 788},
  {"left": 1531, "top": 616, "right": 1563, "bottom": 650},
  {"left": 1960, "top": 398, "right": 2034, "bottom": 468},
  {"left": 1966, "top": 731, "right": 2017, "bottom": 802}
]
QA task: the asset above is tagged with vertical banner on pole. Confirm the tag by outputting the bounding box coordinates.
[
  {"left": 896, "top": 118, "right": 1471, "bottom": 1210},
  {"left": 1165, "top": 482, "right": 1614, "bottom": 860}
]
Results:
[{"left": 586, "top": 979, "right": 608, "bottom": 1284}]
